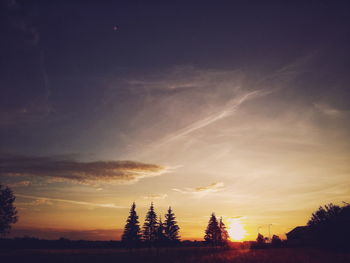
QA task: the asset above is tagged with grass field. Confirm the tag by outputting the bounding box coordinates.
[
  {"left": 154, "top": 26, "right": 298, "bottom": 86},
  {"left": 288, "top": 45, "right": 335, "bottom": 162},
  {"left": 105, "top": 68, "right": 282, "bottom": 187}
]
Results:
[{"left": 1, "top": 247, "right": 349, "bottom": 263}]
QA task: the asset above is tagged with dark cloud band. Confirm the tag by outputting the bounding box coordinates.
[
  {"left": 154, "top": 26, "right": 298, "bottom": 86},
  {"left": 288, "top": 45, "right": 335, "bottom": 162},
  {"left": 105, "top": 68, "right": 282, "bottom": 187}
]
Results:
[{"left": 0, "top": 153, "right": 167, "bottom": 185}]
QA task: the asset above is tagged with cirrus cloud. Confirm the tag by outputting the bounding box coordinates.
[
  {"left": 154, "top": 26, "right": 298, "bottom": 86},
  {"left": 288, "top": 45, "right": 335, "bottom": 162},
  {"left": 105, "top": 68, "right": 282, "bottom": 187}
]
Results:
[
  {"left": 173, "top": 182, "right": 225, "bottom": 198},
  {"left": 142, "top": 193, "right": 168, "bottom": 200}
]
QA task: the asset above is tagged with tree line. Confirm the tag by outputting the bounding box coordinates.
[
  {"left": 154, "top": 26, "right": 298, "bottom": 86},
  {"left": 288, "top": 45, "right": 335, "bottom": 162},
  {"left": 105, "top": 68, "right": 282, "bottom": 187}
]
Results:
[{"left": 122, "top": 202, "right": 230, "bottom": 248}]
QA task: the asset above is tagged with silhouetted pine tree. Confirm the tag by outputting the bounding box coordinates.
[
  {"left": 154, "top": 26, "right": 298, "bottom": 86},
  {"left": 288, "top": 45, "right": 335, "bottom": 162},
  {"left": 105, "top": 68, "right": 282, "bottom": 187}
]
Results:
[
  {"left": 121, "top": 202, "right": 141, "bottom": 247},
  {"left": 219, "top": 217, "right": 229, "bottom": 246},
  {"left": 204, "top": 213, "right": 221, "bottom": 246},
  {"left": 142, "top": 202, "right": 158, "bottom": 244},
  {"left": 164, "top": 206, "right": 180, "bottom": 244},
  {"left": 155, "top": 216, "right": 166, "bottom": 246}
]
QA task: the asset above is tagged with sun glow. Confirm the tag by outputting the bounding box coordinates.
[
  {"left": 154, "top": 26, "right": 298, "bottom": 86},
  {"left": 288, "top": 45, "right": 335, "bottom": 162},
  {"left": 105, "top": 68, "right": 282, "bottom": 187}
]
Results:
[{"left": 227, "top": 218, "right": 247, "bottom": 241}]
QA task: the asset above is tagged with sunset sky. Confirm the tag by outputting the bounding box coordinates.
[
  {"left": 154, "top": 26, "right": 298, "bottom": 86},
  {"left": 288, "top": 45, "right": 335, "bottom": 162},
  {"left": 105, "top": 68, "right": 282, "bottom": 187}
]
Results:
[{"left": 1, "top": 1, "right": 350, "bottom": 241}]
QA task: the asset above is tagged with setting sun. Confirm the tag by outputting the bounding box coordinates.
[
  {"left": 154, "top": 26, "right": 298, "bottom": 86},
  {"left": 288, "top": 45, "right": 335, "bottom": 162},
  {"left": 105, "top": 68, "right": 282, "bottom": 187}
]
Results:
[{"left": 228, "top": 218, "right": 247, "bottom": 241}]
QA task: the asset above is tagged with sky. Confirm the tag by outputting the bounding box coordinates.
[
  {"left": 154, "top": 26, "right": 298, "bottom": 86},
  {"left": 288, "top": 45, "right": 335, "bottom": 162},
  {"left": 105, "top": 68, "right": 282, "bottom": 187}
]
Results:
[{"left": 1, "top": 0, "right": 350, "bottom": 241}]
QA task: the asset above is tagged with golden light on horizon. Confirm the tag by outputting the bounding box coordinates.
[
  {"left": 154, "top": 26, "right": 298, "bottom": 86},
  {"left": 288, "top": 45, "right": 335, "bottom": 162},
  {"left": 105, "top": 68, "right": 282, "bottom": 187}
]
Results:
[{"left": 228, "top": 218, "right": 247, "bottom": 241}]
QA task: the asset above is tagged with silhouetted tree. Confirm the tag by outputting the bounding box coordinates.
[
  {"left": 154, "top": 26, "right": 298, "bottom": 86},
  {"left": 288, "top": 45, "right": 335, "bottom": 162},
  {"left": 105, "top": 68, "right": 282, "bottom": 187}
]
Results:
[
  {"left": 308, "top": 203, "right": 342, "bottom": 227},
  {"left": 204, "top": 213, "right": 221, "bottom": 246},
  {"left": 218, "top": 217, "right": 229, "bottom": 246},
  {"left": 155, "top": 216, "right": 166, "bottom": 246},
  {"left": 0, "top": 184, "right": 18, "bottom": 236},
  {"left": 271, "top": 235, "right": 282, "bottom": 247},
  {"left": 307, "top": 202, "right": 350, "bottom": 249},
  {"left": 121, "top": 202, "right": 141, "bottom": 247},
  {"left": 256, "top": 233, "right": 265, "bottom": 244},
  {"left": 142, "top": 203, "right": 157, "bottom": 244},
  {"left": 164, "top": 206, "right": 180, "bottom": 244}
]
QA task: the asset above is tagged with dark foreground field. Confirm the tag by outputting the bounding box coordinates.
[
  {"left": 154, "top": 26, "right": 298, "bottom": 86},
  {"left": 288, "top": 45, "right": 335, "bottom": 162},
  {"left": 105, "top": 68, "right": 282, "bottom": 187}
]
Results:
[{"left": 1, "top": 247, "right": 349, "bottom": 263}]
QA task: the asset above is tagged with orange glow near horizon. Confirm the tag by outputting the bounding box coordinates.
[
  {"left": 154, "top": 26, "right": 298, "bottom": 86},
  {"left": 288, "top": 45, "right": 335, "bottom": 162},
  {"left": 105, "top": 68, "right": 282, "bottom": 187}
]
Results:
[{"left": 227, "top": 218, "right": 247, "bottom": 241}]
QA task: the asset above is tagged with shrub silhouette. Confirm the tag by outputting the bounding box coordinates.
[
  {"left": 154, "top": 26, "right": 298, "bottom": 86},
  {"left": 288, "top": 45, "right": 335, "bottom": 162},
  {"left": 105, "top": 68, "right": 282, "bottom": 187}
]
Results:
[{"left": 271, "top": 235, "right": 282, "bottom": 247}]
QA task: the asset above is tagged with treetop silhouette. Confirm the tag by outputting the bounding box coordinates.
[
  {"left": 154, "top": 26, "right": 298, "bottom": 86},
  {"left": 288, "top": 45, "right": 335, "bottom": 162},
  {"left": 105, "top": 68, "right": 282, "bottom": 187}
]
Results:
[
  {"left": 121, "top": 202, "right": 141, "bottom": 247},
  {"left": 155, "top": 216, "right": 167, "bottom": 245},
  {"left": 256, "top": 233, "right": 265, "bottom": 244},
  {"left": 307, "top": 202, "right": 350, "bottom": 249},
  {"left": 142, "top": 202, "right": 158, "bottom": 244},
  {"left": 0, "top": 184, "right": 18, "bottom": 236},
  {"left": 219, "top": 216, "right": 229, "bottom": 245},
  {"left": 164, "top": 206, "right": 180, "bottom": 243},
  {"left": 204, "top": 212, "right": 221, "bottom": 246}
]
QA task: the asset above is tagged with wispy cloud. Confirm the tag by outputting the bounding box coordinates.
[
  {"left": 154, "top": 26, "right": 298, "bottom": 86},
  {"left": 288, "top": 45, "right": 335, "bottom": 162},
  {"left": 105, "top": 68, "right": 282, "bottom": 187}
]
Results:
[
  {"left": 16, "top": 194, "right": 125, "bottom": 209},
  {"left": 156, "top": 91, "right": 261, "bottom": 146},
  {"left": 8, "top": 180, "right": 31, "bottom": 187},
  {"left": 313, "top": 103, "right": 344, "bottom": 117},
  {"left": 173, "top": 182, "right": 224, "bottom": 197},
  {"left": 142, "top": 193, "right": 168, "bottom": 200},
  {"left": 115, "top": 66, "right": 278, "bottom": 157},
  {"left": 0, "top": 0, "right": 52, "bottom": 127},
  {"left": 4, "top": 0, "right": 40, "bottom": 46},
  {"left": 17, "top": 198, "right": 54, "bottom": 207},
  {"left": 0, "top": 153, "right": 169, "bottom": 185}
]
